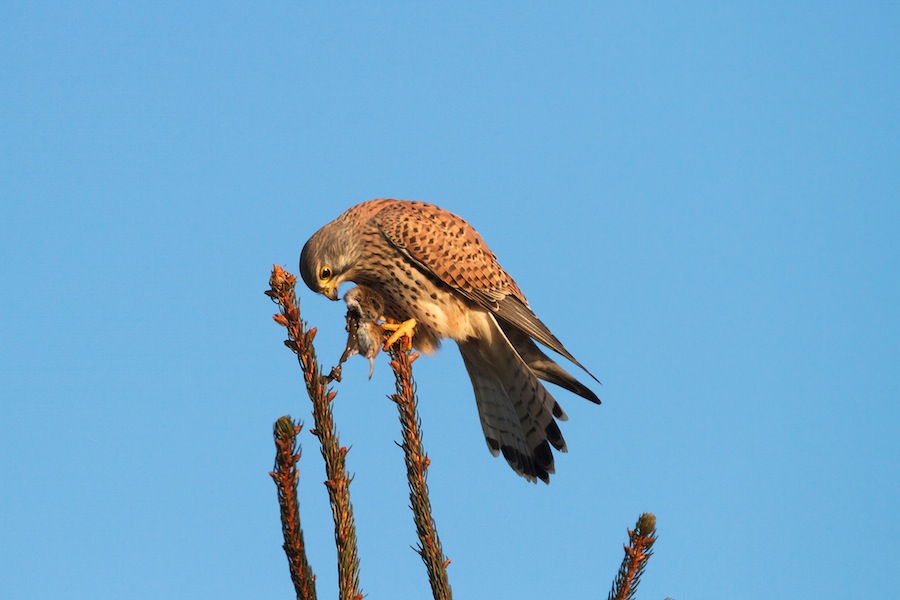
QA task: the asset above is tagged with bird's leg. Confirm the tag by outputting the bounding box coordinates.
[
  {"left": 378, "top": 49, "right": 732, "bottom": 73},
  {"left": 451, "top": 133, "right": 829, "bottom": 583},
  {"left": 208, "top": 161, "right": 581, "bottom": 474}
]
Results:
[{"left": 381, "top": 318, "right": 417, "bottom": 350}]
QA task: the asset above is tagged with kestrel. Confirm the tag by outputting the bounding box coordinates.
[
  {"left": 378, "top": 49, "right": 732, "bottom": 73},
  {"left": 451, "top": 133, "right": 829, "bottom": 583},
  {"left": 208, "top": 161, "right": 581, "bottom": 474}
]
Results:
[{"left": 300, "top": 199, "right": 600, "bottom": 483}]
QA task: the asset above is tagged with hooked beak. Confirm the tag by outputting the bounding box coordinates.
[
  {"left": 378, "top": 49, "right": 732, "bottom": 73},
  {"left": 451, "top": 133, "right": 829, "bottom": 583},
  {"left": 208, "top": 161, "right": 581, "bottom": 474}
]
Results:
[{"left": 322, "top": 284, "right": 339, "bottom": 301}]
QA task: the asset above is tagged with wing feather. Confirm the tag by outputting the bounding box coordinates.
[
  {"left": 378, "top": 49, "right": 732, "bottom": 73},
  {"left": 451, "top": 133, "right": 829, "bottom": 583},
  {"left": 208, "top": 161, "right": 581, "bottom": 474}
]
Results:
[{"left": 371, "top": 200, "right": 597, "bottom": 380}]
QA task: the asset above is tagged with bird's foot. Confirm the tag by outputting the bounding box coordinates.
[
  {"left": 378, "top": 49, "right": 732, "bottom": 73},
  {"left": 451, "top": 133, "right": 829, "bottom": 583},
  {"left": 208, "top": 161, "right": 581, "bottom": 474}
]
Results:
[{"left": 381, "top": 318, "right": 417, "bottom": 350}]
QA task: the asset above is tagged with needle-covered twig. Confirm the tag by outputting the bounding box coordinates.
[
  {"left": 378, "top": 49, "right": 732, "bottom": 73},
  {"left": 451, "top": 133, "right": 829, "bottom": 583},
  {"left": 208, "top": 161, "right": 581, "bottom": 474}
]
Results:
[
  {"left": 267, "top": 265, "right": 363, "bottom": 600},
  {"left": 271, "top": 416, "right": 317, "bottom": 600},
  {"left": 386, "top": 334, "right": 453, "bottom": 600},
  {"left": 608, "top": 513, "right": 657, "bottom": 600}
]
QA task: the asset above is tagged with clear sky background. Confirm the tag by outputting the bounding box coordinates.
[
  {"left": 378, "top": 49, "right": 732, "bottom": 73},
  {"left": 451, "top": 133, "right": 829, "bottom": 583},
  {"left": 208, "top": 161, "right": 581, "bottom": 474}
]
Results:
[{"left": 2, "top": 3, "right": 898, "bottom": 599}]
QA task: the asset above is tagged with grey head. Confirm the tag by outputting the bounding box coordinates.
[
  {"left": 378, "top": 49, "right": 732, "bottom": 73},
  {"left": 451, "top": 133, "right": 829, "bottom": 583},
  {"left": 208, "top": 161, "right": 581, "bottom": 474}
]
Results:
[{"left": 299, "top": 221, "right": 362, "bottom": 301}]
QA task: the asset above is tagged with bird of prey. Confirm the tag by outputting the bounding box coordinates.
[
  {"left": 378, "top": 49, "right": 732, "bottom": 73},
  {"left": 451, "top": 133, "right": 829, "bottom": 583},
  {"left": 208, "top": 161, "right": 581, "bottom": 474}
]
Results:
[{"left": 300, "top": 199, "right": 600, "bottom": 483}]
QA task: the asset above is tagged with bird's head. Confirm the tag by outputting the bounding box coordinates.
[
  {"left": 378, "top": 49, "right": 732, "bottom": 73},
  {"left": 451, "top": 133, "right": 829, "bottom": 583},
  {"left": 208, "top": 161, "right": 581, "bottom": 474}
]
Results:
[{"left": 299, "top": 224, "right": 359, "bottom": 301}]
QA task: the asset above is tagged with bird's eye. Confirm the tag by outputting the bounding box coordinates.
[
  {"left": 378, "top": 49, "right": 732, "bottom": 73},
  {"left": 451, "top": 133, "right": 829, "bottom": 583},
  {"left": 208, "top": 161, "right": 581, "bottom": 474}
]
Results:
[{"left": 319, "top": 266, "right": 332, "bottom": 281}]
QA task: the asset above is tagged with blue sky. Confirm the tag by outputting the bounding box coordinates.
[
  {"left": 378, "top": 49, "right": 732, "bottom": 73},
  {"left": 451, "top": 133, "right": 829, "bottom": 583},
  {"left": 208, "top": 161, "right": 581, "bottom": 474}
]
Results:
[{"left": 2, "top": 3, "right": 898, "bottom": 598}]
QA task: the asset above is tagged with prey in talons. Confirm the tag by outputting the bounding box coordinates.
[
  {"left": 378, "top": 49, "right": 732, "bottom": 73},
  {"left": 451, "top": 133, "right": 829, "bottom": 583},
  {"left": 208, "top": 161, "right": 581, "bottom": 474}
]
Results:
[{"left": 334, "top": 286, "right": 393, "bottom": 379}]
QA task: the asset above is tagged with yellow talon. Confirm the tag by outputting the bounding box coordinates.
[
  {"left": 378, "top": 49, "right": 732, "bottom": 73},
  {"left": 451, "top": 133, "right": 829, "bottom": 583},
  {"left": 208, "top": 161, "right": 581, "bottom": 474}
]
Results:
[{"left": 381, "top": 318, "right": 417, "bottom": 349}]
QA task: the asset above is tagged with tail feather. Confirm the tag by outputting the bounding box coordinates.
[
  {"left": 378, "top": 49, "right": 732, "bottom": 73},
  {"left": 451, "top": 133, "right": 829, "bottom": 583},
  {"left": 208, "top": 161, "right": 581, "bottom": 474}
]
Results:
[{"left": 458, "top": 315, "right": 570, "bottom": 484}]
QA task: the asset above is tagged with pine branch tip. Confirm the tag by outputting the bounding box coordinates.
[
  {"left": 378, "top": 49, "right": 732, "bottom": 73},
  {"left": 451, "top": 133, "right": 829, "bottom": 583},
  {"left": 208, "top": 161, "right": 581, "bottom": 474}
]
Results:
[{"left": 636, "top": 512, "right": 656, "bottom": 535}]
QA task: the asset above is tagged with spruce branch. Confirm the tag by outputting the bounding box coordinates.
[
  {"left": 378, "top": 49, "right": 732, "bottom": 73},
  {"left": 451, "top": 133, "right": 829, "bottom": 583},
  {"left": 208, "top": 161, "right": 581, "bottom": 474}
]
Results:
[
  {"left": 386, "top": 334, "right": 453, "bottom": 600},
  {"left": 267, "top": 265, "right": 363, "bottom": 600},
  {"left": 271, "top": 416, "right": 317, "bottom": 600},
  {"left": 608, "top": 513, "right": 657, "bottom": 600}
]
